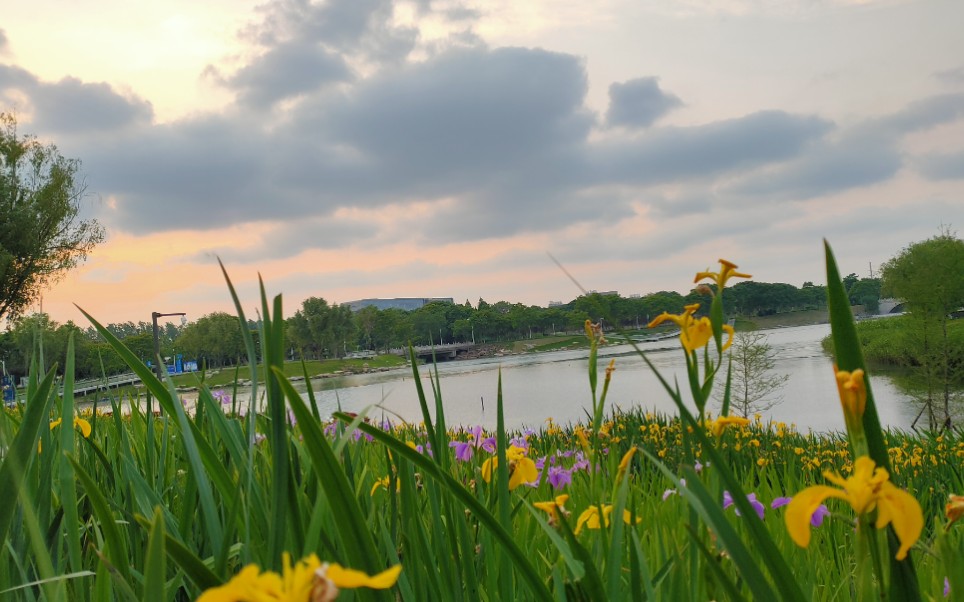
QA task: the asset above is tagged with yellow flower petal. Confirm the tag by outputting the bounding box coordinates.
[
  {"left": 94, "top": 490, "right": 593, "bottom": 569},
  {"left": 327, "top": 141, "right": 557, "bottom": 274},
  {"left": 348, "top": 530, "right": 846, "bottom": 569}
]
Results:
[
  {"left": 74, "top": 417, "right": 92, "bottom": 438},
  {"left": 947, "top": 494, "right": 964, "bottom": 526},
  {"left": 876, "top": 482, "right": 923, "bottom": 560},
  {"left": 480, "top": 457, "right": 495, "bottom": 483},
  {"left": 508, "top": 457, "right": 538, "bottom": 490},
  {"left": 721, "top": 324, "right": 735, "bottom": 351},
  {"left": 325, "top": 563, "right": 402, "bottom": 589},
  {"left": 785, "top": 485, "right": 846, "bottom": 548}
]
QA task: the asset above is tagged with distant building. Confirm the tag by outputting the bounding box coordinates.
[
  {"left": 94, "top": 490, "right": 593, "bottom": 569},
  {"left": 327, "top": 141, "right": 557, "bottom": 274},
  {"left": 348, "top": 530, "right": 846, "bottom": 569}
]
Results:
[
  {"left": 548, "top": 300, "right": 565, "bottom": 308},
  {"left": 589, "top": 290, "right": 619, "bottom": 296},
  {"left": 344, "top": 297, "right": 454, "bottom": 312}
]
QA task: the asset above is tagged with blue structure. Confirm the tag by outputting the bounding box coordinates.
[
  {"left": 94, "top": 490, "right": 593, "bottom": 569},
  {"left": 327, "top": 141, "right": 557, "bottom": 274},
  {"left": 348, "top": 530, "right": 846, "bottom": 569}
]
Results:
[{"left": 2, "top": 374, "right": 15, "bottom": 405}]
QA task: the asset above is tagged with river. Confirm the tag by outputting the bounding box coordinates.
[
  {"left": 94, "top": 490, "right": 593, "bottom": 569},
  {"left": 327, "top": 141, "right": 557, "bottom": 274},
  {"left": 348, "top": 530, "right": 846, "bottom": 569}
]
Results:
[{"left": 273, "top": 323, "right": 921, "bottom": 433}]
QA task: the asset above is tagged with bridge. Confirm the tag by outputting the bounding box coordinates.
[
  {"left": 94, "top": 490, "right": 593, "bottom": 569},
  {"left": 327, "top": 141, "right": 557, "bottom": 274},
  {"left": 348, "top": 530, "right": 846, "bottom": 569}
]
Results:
[
  {"left": 66, "top": 372, "right": 144, "bottom": 397},
  {"left": 387, "top": 342, "right": 477, "bottom": 362}
]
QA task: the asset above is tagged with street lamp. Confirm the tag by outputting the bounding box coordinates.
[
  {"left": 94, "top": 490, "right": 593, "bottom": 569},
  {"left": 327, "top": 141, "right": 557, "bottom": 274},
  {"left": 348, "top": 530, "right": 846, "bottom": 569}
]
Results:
[{"left": 152, "top": 311, "right": 186, "bottom": 381}]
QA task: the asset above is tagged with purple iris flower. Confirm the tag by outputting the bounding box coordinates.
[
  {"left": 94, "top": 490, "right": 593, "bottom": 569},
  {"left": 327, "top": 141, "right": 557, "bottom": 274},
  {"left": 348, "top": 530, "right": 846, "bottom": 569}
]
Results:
[
  {"left": 547, "top": 465, "right": 573, "bottom": 490},
  {"left": 946, "top": 577, "right": 950, "bottom": 597},
  {"left": 509, "top": 436, "right": 529, "bottom": 449},
  {"left": 662, "top": 479, "right": 687, "bottom": 501},
  {"left": 694, "top": 461, "right": 704, "bottom": 473},
  {"left": 572, "top": 452, "right": 590, "bottom": 472},
  {"left": 449, "top": 440, "right": 474, "bottom": 462},
  {"left": 324, "top": 422, "right": 338, "bottom": 437},
  {"left": 723, "top": 491, "right": 765, "bottom": 520},
  {"left": 771, "top": 496, "right": 829, "bottom": 527},
  {"left": 535, "top": 456, "right": 547, "bottom": 470},
  {"left": 480, "top": 437, "right": 497, "bottom": 453}
]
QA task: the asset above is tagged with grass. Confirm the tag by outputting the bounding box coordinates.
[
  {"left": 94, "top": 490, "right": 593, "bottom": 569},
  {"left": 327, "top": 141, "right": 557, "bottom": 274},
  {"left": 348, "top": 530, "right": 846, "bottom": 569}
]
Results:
[{"left": 1, "top": 252, "right": 961, "bottom": 601}]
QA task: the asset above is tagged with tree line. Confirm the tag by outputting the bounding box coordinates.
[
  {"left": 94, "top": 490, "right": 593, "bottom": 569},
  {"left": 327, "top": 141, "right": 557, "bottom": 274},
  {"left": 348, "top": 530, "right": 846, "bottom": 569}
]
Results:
[{"left": 0, "top": 279, "right": 835, "bottom": 380}]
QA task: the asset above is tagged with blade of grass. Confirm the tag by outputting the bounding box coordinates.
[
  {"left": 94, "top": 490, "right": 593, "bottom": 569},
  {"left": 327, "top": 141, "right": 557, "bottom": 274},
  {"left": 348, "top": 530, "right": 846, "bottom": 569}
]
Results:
[
  {"left": 0, "top": 365, "right": 57, "bottom": 545},
  {"left": 143, "top": 507, "right": 166, "bottom": 602},
  {"left": 273, "top": 368, "right": 386, "bottom": 600},
  {"left": 339, "top": 413, "right": 554, "bottom": 602}
]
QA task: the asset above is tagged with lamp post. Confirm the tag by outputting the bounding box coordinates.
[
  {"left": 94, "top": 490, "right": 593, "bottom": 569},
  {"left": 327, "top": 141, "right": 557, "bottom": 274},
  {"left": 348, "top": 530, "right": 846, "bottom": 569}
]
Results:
[{"left": 152, "top": 311, "right": 186, "bottom": 381}]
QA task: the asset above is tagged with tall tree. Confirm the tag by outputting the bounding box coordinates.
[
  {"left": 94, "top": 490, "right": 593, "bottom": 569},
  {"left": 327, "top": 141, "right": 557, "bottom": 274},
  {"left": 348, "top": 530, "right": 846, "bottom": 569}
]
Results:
[
  {"left": 0, "top": 114, "right": 104, "bottom": 320},
  {"left": 880, "top": 229, "right": 964, "bottom": 428},
  {"left": 719, "top": 331, "right": 790, "bottom": 417}
]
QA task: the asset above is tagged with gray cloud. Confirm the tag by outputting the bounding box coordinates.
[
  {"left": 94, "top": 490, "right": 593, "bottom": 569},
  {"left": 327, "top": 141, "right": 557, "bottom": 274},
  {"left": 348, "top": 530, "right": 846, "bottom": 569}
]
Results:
[
  {"left": 726, "top": 129, "right": 901, "bottom": 201},
  {"left": 870, "top": 93, "right": 964, "bottom": 136},
  {"left": 916, "top": 150, "right": 964, "bottom": 180},
  {"left": 727, "top": 93, "right": 964, "bottom": 201},
  {"left": 0, "top": 66, "right": 153, "bottom": 133},
  {"left": 246, "top": 0, "right": 417, "bottom": 65},
  {"left": 56, "top": 44, "right": 838, "bottom": 247},
  {"left": 935, "top": 65, "right": 964, "bottom": 85},
  {"left": 30, "top": 77, "right": 153, "bottom": 133},
  {"left": 202, "top": 215, "right": 381, "bottom": 263},
  {"left": 595, "top": 110, "right": 832, "bottom": 185},
  {"left": 605, "top": 77, "right": 682, "bottom": 128},
  {"left": 0, "top": 29, "right": 7, "bottom": 55},
  {"left": 219, "top": 40, "right": 351, "bottom": 108}
]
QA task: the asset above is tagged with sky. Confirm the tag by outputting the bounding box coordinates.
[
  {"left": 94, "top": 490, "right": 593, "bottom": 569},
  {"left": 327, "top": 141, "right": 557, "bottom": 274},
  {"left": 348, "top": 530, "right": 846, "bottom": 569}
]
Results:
[{"left": 2, "top": 0, "right": 962, "bottom": 328}]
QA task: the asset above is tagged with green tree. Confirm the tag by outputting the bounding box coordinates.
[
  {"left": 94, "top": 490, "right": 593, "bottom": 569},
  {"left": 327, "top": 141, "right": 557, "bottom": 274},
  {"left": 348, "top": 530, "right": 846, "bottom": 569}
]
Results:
[
  {"left": 719, "top": 331, "right": 790, "bottom": 417},
  {"left": 287, "top": 298, "right": 356, "bottom": 359},
  {"left": 0, "top": 114, "right": 104, "bottom": 320},
  {"left": 848, "top": 278, "right": 881, "bottom": 314},
  {"left": 176, "top": 312, "right": 246, "bottom": 368},
  {"left": 880, "top": 230, "right": 964, "bottom": 429}
]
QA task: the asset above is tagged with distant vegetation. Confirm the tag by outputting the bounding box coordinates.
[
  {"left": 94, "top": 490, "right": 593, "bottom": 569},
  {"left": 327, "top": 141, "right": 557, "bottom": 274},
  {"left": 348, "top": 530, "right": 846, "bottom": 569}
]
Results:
[{"left": 1, "top": 278, "right": 838, "bottom": 380}]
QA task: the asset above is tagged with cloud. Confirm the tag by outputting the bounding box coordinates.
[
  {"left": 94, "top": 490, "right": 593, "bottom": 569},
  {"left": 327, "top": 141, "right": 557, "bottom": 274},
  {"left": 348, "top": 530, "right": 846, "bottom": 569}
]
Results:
[
  {"left": 0, "top": 66, "right": 153, "bottom": 133},
  {"left": 915, "top": 150, "right": 964, "bottom": 180},
  {"left": 217, "top": 40, "right": 352, "bottom": 109},
  {"left": 29, "top": 77, "right": 153, "bottom": 133},
  {"left": 726, "top": 129, "right": 901, "bottom": 201},
  {"left": 242, "top": 0, "right": 418, "bottom": 66},
  {"left": 935, "top": 65, "right": 964, "bottom": 85},
  {"left": 595, "top": 110, "right": 832, "bottom": 186},
  {"left": 0, "top": 29, "right": 7, "bottom": 55},
  {"left": 728, "top": 93, "right": 964, "bottom": 201},
  {"left": 605, "top": 77, "right": 682, "bottom": 128}
]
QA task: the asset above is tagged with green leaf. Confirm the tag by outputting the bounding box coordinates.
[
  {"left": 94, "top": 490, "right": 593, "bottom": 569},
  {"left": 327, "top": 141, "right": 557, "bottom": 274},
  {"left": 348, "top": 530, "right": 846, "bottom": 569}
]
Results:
[
  {"left": 143, "top": 507, "right": 167, "bottom": 602},
  {"left": 825, "top": 240, "right": 921, "bottom": 600},
  {"left": 0, "top": 365, "right": 57, "bottom": 546},
  {"left": 338, "top": 413, "right": 554, "bottom": 602},
  {"left": 68, "top": 454, "right": 132, "bottom": 584},
  {"left": 273, "top": 368, "right": 387, "bottom": 600}
]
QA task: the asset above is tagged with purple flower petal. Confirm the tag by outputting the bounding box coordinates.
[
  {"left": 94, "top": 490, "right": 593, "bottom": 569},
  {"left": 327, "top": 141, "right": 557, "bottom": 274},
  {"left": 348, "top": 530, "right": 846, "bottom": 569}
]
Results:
[
  {"left": 771, "top": 496, "right": 792, "bottom": 509},
  {"left": 548, "top": 465, "right": 572, "bottom": 489},
  {"left": 810, "top": 504, "right": 830, "bottom": 528}
]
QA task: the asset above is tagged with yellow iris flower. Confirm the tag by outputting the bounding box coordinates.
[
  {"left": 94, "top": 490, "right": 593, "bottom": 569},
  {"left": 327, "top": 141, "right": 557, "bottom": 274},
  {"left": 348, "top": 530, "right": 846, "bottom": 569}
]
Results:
[
  {"left": 197, "top": 553, "right": 401, "bottom": 602},
  {"left": 617, "top": 446, "right": 638, "bottom": 480},
  {"left": 694, "top": 259, "right": 752, "bottom": 291},
  {"left": 709, "top": 415, "right": 750, "bottom": 437},
  {"left": 50, "top": 417, "right": 92, "bottom": 438},
  {"left": 480, "top": 445, "right": 538, "bottom": 490},
  {"left": 574, "top": 504, "right": 642, "bottom": 534},
  {"left": 534, "top": 494, "right": 570, "bottom": 526},
  {"left": 647, "top": 304, "right": 734, "bottom": 353},
  {"left": 835, "top": 368, "right": 866, "bottom": 423},
  {"left": 786, "top": 456, "right": 922, "bottom": 560}
]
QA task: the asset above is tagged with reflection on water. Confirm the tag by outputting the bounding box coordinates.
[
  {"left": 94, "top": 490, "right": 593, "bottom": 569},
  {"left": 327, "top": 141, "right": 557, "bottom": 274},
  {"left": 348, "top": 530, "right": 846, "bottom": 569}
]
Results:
[{"left": 281, "top": 324, "right": 921, "bottom": 432}]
